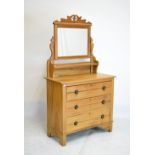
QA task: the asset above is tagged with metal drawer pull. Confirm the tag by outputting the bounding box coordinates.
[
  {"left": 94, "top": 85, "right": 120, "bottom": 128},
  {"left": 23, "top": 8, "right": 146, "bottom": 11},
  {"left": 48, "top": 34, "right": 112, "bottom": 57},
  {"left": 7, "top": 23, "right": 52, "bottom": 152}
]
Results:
[
  {"left": 102, "top": 86, "right": 106, "bottom": 90},
  {"left": 74, "top": 90, "right": 79, "bottom": 94},
  {"left": 74, "top": 121, "right": 78, "bottom": 126},
  {"left": 74, "top": 105, "right": 79, "bottom": 109},
  {"left": 101, "top": 100, "right": 105, "bottom": 104},
  {"left": 101, "top": 114, "right": 104, "bottom": 119}
]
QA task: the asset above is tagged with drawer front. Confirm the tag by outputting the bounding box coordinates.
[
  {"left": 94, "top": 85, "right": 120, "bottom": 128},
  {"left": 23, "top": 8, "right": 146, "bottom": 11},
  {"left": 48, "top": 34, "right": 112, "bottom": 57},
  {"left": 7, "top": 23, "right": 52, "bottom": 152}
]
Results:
[
  {"left": 90, "top": 108, "right": 110, "bottom": 119},
  {"left": 67, "top": 98, "right": 90, "bottom": 117},
  {"left": 67, "top": 81, "right": 112, "bottom": 93},
  {"left": 66, "top": 95, "right": 111, "bottom": 117},
  {"left": 90, "top": 95, "right": 112, "bottom": 110},
  {"left": 67, "top": 119, "right": 91, "bottom": 134},
  {"left": 66, "top": 108, "right": 111, "bottom": 134},
  {"left": 67, "top": 113, "right": 90, "bottom": 133},
  {"left": 91, "top": 115, "right": 111, "bottom": 125},
  {"left": 90, "top": 109, "right": 111, "bottom": 125},
  {"left": 67, "top": 81, "right": 112, "bottom": 101}
]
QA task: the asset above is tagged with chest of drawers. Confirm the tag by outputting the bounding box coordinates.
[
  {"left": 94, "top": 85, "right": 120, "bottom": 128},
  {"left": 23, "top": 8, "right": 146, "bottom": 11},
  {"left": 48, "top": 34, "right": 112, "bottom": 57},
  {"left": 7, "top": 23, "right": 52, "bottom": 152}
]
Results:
[{"left": 46, "top": 74, "right": 115, "bottom": 145}]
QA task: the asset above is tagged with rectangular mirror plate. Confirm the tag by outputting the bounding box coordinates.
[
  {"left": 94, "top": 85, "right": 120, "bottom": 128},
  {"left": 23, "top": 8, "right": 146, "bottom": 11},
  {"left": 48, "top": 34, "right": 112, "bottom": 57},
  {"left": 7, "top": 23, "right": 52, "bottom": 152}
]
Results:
[{"left": 58, "top": 28, "right": 88, "bottom": 57}]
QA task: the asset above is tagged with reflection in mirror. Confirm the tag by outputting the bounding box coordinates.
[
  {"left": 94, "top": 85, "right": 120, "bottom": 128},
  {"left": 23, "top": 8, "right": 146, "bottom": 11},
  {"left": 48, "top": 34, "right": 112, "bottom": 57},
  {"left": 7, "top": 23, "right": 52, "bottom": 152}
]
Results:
[{"left": 58, "top": 28, "right": 88, "bottom": 57}]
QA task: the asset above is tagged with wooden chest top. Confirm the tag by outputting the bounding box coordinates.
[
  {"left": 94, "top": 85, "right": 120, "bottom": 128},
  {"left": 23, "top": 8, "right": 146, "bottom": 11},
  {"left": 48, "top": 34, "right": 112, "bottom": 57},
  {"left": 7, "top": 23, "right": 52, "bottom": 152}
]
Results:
[{"left": 45, "top": 73, "right": 115, "bottom": 86}]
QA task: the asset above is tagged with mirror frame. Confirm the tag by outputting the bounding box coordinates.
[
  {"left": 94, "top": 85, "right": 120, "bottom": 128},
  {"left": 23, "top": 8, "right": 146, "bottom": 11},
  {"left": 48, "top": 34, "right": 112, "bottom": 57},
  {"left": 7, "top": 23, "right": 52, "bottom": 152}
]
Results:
[{"left": 52, "top": 15, "right": 92, "bottom": 60}]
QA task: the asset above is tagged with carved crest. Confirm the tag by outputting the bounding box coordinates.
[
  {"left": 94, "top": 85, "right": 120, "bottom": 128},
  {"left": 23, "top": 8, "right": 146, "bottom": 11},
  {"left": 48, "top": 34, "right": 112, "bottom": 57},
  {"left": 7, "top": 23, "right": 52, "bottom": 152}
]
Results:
[
  {"left": 54, "top": 15, "right": 91, "bottom": 24},
  {"left": 49, "top": 36, "right": 54, "bottom": 60}
]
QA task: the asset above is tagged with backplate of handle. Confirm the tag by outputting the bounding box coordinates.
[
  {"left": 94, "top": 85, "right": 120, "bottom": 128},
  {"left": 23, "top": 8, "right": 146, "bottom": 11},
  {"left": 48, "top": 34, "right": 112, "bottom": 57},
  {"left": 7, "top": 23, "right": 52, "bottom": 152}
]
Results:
[
  {"left": 102, "top": 86, "right": 106, "bottom": 90},
  {"left": 101, "top": 100, "right": 105, "bottom": 104},
  {"left": 74, "top": 121, "right": 78, "bottom": 126},
  {"left": 74, "top": 105, "right": 79, "bottom": 109},
  {"left": 101, "top": 114, "right": 104, "bottom": 119},
  {"left": 74, "top": 90, "right": 79, "bottom": 94}
]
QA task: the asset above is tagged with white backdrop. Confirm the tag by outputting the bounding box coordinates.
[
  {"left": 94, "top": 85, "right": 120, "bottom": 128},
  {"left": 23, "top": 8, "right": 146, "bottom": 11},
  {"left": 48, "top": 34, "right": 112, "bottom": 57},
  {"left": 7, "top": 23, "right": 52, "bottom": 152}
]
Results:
[{"left": 25, "top": 0, "right": 129, "bottom": 119}]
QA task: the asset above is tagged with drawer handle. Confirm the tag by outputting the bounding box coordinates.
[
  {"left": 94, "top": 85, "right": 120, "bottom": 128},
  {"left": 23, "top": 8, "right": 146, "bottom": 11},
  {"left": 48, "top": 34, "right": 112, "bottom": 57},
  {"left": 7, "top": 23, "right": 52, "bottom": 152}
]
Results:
[
  {"left": 74, "top": 105, "right": 79, "bottom": 110},
  {"left": 101, "top": 100, "right": 105, "bottom": 104},
  {"left": 101, "top": 114, "right": 104, "bottom": 119},
  {"left": 74, "top": 90, "right": 79, "bottom": 94},
  {"left": 74, "top": 121, "right": 78, "bottom": 126},
  {"left": 102, "top": 86, "right": 106, "bottom": 90}
]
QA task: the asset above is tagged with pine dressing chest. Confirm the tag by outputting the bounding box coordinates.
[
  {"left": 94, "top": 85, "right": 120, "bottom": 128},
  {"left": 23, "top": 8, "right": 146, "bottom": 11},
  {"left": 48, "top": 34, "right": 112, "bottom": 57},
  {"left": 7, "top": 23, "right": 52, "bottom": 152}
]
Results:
[{"left": 45, "top": 15, "right": 115, "bottom": 145}]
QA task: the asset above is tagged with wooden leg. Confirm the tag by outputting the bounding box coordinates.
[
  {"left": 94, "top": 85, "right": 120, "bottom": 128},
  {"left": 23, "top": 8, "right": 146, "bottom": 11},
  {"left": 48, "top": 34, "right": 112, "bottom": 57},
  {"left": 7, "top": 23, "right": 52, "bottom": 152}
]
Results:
[
  {"left": 107, "top": 126, "right": 112, "bottom": 132},
  {"left": 99, "top": 122, "right": 113, "bottom": 132},
  {"left": 47, "top": 127, "right": 55, "bottom": 137},
  {"left": 47, "top": 131, "right": 52, "bottom": 137},
  {"left": 59, "top": 134, "right": 66, "bottom": 146},
  {"left": 106, "top": 122, "right": 113, "bottom": 132}
]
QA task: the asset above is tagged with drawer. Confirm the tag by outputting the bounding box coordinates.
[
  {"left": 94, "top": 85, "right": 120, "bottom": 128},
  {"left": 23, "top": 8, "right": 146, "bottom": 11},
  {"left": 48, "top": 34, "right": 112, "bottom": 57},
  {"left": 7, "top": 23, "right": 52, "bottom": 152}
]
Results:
[
  {"left": 67, "top": 98, "right": 90, "bottom": 117},
  {"left": 66, "top": 95, "right": 112, "bottom": 117},
  {"left": 90, "top": 109, "right": 111, "bottom": 125},
  {"left": 67, "top": 81, "right": 112, "bottom": 93},
  {"left": 66, "top": 81, "right": 112, "bottom": 101},
  {"left": 67, "top": 113, "right": 90, "bottom": 133},
  {"left": 90, "top": 95, "right": 112, "bottom": 110},
  {"left": 66, "top": 108, "right": 111, "bottom": 133},
  {"left": 67, "top": 86, "right": 112, "bottom": 101},
  {"left": 90, "top": 108, "right": 110, "bottom": 119},
  {"left": 91, "top": 115, "right": 111, "bottom": 125},
  {"left": 67, "top": 119, "right": 91, "bottom": 134}
]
